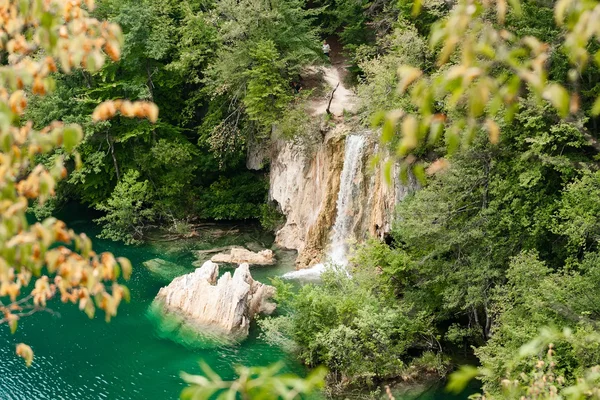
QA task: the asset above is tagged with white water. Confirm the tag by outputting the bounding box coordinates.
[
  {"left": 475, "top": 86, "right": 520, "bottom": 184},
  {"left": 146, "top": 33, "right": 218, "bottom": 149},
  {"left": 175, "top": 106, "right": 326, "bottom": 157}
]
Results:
[{"left": 283, "top": 135, "right": 367, "bottom": 281}]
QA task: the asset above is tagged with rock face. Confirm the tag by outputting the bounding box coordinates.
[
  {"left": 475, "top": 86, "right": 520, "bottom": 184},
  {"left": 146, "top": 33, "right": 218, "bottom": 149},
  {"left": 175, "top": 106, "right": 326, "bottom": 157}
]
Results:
[
  {"left": 211, "top": 248, "right": 275, "bottom": 266},
  {"left": 269, "top": 127, "right": 418, "bottom": 268},
  {"left": 155, "top": 261, "right": 276, "bottom": 340},
  {"left": 269, "top": 125, "right": 346, "bottom": 267}
]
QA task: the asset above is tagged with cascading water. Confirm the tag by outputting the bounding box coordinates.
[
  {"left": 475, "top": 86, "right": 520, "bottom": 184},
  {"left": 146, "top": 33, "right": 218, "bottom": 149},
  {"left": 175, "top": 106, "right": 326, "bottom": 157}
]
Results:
[
  {"left": 328, "top": 135, "right": 366, "bottom": 266},
  {"left": 283, "top": 135, "right": 367, "bottom": 280}
]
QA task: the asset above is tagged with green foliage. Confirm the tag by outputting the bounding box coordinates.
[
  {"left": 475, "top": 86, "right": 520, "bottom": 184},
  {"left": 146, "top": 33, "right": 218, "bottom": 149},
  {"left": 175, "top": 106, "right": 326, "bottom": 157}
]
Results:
[
  {"left": 243, "top": 41, "right": 293, "bottom": 129},
  {"left": 475, "top": 251, "right": 600, "bottom": 392},
  {"left": 355, "top": 22, "right": 429, "bottom": 121},
  {"left": 95, "top": 170, "right": 155, "bottom": 244},
  {"left": 180, "top": 362, "right": 327, "bottom": 400},
  {"left": 377, "top": 0, "right": 600, "bottom": 176},
  {"left": 259, "top": 202, "right": 286, "bottom": 232},
  {"left": 451, "top": 328, "right": 600, "bottom": 399},
  {"left": 554, "top": 170, "right": 600, "bottom": 255},
  {"left": 26, "top": 0, "right": 303, "bottom": 240},
  {"left": 197, "top": 173, "right": 268, "bottom": 221},
  {"left": 204, "top": 0, "right": 320, "bottom": 137},
  {"left": 260, "top": 270, "right": 439, "bottom": 388}
]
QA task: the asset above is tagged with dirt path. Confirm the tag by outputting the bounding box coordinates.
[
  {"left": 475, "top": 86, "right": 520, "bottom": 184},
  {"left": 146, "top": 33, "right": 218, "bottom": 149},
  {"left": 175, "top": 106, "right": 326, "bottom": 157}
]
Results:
[{"left": 305, "top": 37, "right": 357, "bottom": 117}]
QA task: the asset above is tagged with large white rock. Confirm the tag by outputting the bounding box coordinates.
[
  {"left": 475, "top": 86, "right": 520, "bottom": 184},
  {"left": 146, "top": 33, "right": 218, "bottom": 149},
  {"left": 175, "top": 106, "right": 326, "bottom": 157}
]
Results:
[
  {"left": 210, "top": 248, "right": 275, "bottom": 266},
  {"left": 155, "top": 261, "right": 276, "bottom": 340}
]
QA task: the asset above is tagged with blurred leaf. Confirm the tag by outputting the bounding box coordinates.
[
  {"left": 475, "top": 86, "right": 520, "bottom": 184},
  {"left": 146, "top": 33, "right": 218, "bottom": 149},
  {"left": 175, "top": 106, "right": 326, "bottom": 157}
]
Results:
[
  {"left": 412, "top": 0, "right": 422, "bottom": 16},
  {"left": 16, "top": 343, "right": 33, "bottom": 367},
  {"left": 485, "top": 119, "right": 500, "bottom": 144},
  {"left": 592, "top": 96, "right": 600, "bottom": 116},
  {"left": 446, "top": 365, "right": 480, "bottom": 394},
  {"left": 543, "top": 83, "right": 570, "bottom": 117},
  {"left": 62, "top": 125, "right": 83, "bottom": 152}
]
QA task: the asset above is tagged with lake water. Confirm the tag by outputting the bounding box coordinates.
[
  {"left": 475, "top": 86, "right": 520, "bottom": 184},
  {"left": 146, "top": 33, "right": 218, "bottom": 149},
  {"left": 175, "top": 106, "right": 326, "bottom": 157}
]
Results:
[
  {"left": 0, "top": 207, "right": 475, "bottom": 399},
  {"left": 0, "top": 210, "right": 304, "bottom": 399}
]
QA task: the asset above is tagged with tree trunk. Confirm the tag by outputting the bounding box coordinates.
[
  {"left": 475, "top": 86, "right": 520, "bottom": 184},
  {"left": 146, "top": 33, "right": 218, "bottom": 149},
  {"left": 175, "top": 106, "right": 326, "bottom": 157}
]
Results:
[{"left": 106, "top": 134, "right": 120, "bottom": 181}]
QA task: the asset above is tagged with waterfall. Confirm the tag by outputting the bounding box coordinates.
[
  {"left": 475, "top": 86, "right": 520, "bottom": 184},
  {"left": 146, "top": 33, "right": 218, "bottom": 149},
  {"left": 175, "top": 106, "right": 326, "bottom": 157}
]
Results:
[
  {"left": 328, "top": 135, "right": 366, "bottom": 266},
  {"left": 283, "top": 135, "right": 366, "bottom": 280}
]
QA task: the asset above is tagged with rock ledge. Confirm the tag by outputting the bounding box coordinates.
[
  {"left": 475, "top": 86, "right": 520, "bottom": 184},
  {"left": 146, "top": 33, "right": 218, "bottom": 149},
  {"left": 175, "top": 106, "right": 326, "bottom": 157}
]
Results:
[{"left": 210, "top": 248, "right": 276, "bottom": 266}]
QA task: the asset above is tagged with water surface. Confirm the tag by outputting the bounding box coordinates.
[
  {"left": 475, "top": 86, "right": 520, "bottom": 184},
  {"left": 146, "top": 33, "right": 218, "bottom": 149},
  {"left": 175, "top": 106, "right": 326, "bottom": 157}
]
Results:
[
  {"left": 0, "top": 210, "right": 301, "bottom": 399},
  {"left": 0, "top": 207, "right": 476, "bottom": 399}
]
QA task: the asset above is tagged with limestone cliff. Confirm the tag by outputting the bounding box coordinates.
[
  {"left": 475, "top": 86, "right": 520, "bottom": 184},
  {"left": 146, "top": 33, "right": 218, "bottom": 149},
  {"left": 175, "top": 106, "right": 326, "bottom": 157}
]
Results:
[
  {"left": 269, "top": 125, "right": 346, "bottom": 267},
  {"left": 155, "top": 261, "right": 276, "bottom": 340},
  {"left": 268, "top": 127, "right": 418, "bottom": 269}
]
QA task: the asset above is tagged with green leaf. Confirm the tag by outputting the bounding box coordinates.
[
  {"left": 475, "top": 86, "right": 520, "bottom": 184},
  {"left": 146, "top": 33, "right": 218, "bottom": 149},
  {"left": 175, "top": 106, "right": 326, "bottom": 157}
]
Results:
[
  {"left": 543, "top": 83, "right": 570, "bottom": 117},
  {"left": 413, "top": 163, "right": 426, "bottom": 185},
  {"left": 62, "top": 124, "right": 83, "bottom": 152},
  {"left": 592, "top": 96, "right": 600, "bottom": 116},
  {"left": 381, "top": 117, "right": 395, "bottom": 144},
  {"left": 9, "top": 318, "right": 17, "bottom": 334},
  {"left": 446, "top": 366, "right": 480, "bottom": 394},
  {"left": 383, "top": 160, "right": 393, "bottom": 185},
  {"left": 507, "top": 0, "right": 522, "bottom": 16},
  {"left": 412, "top": 0, "right": 423, "bottom": 17},
  {"left": 428, "top": 119, "right": 444, "bottom": 145}
]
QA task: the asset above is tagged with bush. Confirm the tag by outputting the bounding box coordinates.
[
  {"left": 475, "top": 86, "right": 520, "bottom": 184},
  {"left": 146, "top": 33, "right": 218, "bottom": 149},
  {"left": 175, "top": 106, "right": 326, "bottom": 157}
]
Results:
[
  {"left": 259, "top": 270, "right": 440, "bottom": 389},
  {"left": 196, "top": 172, "right": 268, "bottom": 220},
  {"left": 95, "top": 170, "right": 155, "bottom": 244},
  {"left": 259, "top": 202, "right": 286, "bottom": 232}
]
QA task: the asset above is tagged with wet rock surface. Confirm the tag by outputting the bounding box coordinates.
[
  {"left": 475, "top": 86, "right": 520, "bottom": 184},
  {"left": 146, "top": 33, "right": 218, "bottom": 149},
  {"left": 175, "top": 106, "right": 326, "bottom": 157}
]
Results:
[{"left": 155, "top": 261, "right": 276, "bottom": 340}]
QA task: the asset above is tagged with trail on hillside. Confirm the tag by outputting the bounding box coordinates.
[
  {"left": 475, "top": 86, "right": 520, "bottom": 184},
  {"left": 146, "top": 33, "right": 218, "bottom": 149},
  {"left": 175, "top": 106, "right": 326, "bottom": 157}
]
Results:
[{"left": 304, "top": 39, "right": 357, "bottom": 117}]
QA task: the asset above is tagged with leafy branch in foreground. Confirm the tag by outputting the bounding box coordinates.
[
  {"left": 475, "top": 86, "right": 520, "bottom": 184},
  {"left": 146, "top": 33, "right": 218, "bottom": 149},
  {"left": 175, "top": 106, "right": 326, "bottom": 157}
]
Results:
[
  {"left": 379, "top": 0, "right": 600, "bottom": 177},
  {"left": 181, "top": 362, "right": 327, "bottom": 400},
  {"left": 448, "top": 327, "right": 600, "bottom": 399},
  {"left": 0, "top": 0, "right": 157, "bottom": 365}
]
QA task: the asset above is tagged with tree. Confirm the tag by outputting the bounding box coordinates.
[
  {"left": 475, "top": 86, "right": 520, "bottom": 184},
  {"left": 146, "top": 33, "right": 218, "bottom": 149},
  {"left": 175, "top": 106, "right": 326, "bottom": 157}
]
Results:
[
  {"left": 0, "top": 0, "right": 156, "bottom": 364},
  {"left": 203, "top": 0, "right": 321, "bottom": 138},
  {"left": 379, "top": 0, "right": 600, "bottom": 175}
]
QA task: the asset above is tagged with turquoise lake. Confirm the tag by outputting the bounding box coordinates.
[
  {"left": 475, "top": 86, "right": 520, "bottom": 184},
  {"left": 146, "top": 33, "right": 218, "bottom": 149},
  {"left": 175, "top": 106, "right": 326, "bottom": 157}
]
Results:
[{"left": 0, "top": 207, "right": 474, "bottom": 399}]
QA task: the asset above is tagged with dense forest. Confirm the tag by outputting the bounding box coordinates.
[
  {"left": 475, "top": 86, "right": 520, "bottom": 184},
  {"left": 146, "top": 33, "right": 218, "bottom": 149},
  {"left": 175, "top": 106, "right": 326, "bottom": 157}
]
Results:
[{"left": 3, "top": 0, "right": 600, "bottom": 398}]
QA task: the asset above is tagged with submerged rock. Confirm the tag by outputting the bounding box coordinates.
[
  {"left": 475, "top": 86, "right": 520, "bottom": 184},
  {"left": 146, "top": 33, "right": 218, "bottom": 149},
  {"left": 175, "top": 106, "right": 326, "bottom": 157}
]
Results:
[
  {"left": 143, "top": 258, "right": 191, "bottom": 282},
  {"left": 154, "top": 261, "right": 276, "bottom": 340},
  {"left": 210, "top": 248, "right": 276, "bottom": 266}
]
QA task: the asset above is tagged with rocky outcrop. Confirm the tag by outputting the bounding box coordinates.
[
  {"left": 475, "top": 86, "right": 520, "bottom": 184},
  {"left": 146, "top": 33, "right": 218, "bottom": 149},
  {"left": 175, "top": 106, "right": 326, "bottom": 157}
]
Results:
[
  {"left": 155, "top": 261, "right": 276, "bottom": 340},
  {"left": 269, "top": 125, "right": 347, "bottom": 267},
  {"left": 211, "top": 248, "right": 275, "bottom": 266},
  {"left": 269, "top": 127, "right": 418, "bottom": 269}
]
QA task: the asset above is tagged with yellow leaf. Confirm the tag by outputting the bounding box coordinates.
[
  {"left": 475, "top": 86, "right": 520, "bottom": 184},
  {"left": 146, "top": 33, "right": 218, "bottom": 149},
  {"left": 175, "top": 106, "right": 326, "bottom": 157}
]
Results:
[
  {"left": 117, "top": 257, "right": 132, "bottom": 280},
  {"left": 398, "top": 116, "right": 418, "bottom": 156},
  {"left": 426, "top": 158, "right": 450, "bottom": 175},
  {"left": 497, "top": 0, "right": 506, "bottom": 24},
  {"left": 554, "top": 0, "right": 571, "bottom": 24},
  {"left": 397, "top": 66, "right": 423, "bottom": 93},
  {"left": 485, "top": 119, "right": 500, "bottom": 144},
  {"left": 16, "top": 343, "right": 33, "bottom": 367}
]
